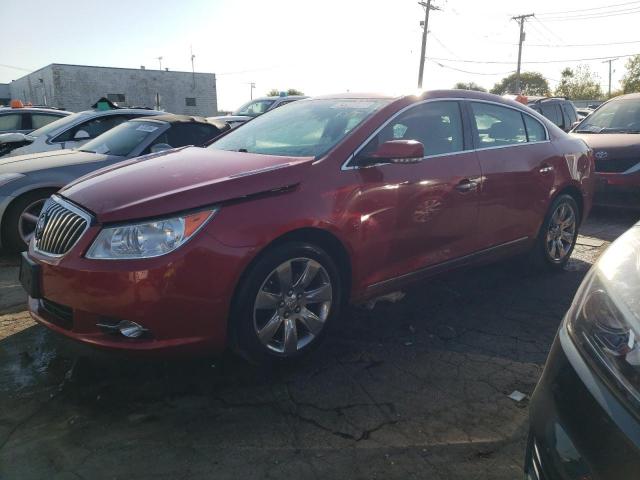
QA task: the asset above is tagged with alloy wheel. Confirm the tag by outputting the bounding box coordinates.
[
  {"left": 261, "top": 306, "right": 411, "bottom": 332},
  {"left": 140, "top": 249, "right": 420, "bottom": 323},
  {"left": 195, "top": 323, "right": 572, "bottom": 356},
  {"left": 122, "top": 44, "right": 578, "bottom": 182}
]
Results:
[
  {"left": 546, "top": 202, "right": 576, "bottom": 263},
  {"left": 253, "top": 257, "right": 333, "bottom": 355},
  {"left": 18, "top": 198, "right": 47, "bottom": 245}
]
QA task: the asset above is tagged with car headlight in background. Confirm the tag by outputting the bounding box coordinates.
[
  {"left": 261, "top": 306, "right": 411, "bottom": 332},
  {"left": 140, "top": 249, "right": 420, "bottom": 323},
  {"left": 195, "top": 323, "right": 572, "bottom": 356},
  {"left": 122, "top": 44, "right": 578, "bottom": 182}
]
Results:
[
  {"left": 566, "top": 225, "right": 640, "bottom": 409},
  {"left": 86, "top": 209, "right": 217, "bottom": 259},
  {"left": 0, "top": 173, "right": 26, "bottom": 187}
]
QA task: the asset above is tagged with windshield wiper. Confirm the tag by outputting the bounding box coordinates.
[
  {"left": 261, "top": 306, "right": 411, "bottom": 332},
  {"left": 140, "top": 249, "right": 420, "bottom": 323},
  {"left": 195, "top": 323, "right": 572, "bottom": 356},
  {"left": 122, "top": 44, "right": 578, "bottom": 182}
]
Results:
[{"left": 237, "top": 148, "right": 248, "bottom": 153}]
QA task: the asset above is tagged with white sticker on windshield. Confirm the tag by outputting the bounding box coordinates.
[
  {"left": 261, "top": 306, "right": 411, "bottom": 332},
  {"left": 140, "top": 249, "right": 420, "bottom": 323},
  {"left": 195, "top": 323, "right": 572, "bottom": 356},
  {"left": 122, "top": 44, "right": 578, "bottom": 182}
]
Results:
[
  {"left": 136, "top": 124, "right": 159, "bottom": 132},
  {"left": 330, "top": 101, "right": 376, "bottom": 109}
]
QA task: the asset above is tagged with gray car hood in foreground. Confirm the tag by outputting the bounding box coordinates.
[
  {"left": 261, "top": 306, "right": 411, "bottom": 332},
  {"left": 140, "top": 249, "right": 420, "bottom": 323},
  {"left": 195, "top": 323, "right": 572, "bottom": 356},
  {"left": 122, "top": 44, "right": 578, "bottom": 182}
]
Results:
[{"left": 0, "top": 149, "right": 115, "bottom": 175}]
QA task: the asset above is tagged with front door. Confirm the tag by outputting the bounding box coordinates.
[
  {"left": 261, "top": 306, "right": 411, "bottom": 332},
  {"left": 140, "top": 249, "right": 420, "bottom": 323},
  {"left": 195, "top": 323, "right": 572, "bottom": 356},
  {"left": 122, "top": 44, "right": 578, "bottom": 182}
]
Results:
[{"left": 347, "top": 100, "right": 482, "bottom": 287}]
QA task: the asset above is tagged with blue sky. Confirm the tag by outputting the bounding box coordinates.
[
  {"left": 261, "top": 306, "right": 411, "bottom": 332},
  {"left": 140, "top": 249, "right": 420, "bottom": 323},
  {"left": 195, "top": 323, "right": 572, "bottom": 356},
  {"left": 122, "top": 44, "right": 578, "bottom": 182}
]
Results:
[{"left": 1, "top": 0, "right": 637, "bottom": 110}]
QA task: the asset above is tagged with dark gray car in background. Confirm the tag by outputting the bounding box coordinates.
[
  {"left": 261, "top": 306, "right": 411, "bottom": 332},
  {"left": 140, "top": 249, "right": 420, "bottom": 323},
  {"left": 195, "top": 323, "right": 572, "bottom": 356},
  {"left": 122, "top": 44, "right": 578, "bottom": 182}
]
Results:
[{"left": 0, "top": 114, "right": 229, "bottom": 251}]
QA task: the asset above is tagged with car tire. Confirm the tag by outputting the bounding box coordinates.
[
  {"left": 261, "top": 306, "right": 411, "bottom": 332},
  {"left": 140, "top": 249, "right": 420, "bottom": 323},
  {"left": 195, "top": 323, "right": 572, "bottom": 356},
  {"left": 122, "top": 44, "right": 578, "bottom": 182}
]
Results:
[
  {"left": 529, "top": 194, "right": 580, "bottom": 272},
  {"left": 230, "top": 242, "right": 342, "bottom": 365},
  {"left": 1, "top": 190, "right": 55, "bottom": 253}
]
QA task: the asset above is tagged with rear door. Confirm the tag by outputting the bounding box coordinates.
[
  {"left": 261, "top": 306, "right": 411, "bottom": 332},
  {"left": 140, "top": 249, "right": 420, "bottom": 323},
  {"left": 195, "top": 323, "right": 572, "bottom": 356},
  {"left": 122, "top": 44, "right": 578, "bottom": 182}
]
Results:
[
  {"left": 468, "top": 101, "right": 556, "bottom": 248},
  {"left": 348, "top": 100, "right": 482, "bottom": 286}
]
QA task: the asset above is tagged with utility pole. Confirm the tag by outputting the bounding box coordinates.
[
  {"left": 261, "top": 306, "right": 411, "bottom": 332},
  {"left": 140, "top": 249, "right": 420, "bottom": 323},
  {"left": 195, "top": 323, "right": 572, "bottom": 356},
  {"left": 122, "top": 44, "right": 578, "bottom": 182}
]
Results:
[
  {"left": 249, "top": 82, "right": 256, "bottom": 100},
  {"left": 512, "top": 13, "right": 534, "bottom": 94},
  {"left": 156, "top": 56, "right": 163, "bottom": 71},
  {"left": 417, "top": 0, "right": 440, "bottom": 89},
  {"left": 602, "top": 58, "right": 617, "bottom": 98}
]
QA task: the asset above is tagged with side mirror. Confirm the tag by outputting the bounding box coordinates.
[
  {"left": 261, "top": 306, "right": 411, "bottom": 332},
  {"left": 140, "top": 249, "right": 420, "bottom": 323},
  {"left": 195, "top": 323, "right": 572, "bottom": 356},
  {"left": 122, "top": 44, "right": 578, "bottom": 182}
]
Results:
[
  {"left": 150, "top": 143, "right": 173, "bottom": 153},
  {"left": 73, "top": 130, "right": 90, "bottom": 140},
  {"left": 361, "top": 140, "right": 425, "bottom": 166}
]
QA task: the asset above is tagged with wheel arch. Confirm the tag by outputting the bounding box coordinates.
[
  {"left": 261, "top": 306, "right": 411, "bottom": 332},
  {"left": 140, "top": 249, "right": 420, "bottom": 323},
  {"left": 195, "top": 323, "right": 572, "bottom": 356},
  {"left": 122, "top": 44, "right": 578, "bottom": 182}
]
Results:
[{"left": 553, "top": 183, "right": 584, "bottom": 225}]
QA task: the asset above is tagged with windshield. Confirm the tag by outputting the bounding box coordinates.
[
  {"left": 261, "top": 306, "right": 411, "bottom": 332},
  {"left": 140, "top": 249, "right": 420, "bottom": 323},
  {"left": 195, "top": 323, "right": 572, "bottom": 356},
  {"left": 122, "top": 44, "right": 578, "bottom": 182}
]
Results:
[
  {"left": 576, "top": 99, "right": 640, "bottom": 133},
  {"left": 80, "top": 120, "right": 164, "bottom": 156},
  {"left": 29, "top": 112, "right": 85, "bottom": 138},
  {"left": 211, "top": 98, "right": 391, "bottom": 158},
  {"left": 233, "top": 99, "right": 276, "bottom": 117}
]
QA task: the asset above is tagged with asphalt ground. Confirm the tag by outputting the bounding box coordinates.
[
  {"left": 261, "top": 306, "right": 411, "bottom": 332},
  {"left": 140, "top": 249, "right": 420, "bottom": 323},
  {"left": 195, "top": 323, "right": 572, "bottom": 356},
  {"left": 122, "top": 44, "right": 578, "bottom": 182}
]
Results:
[{"left": 0, "top": 206, "right": 637, "bottom": 480}]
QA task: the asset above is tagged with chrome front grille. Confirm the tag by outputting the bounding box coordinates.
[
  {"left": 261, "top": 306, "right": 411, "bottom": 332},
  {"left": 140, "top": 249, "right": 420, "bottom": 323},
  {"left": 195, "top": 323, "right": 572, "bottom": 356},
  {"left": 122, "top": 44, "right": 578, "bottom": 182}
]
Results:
[{"left": 34, "top": 195, "right": 91, "bottom": 256}]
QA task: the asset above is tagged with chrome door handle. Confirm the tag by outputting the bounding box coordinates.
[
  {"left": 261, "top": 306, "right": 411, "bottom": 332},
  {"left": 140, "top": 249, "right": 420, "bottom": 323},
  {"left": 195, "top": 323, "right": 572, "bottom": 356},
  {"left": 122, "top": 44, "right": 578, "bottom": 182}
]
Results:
[
  {"left": 455, "top": 179, "right": 478, "bottom": 192},
  {"left": 539, "top": 164, "right": 554, "bottom": 174}
]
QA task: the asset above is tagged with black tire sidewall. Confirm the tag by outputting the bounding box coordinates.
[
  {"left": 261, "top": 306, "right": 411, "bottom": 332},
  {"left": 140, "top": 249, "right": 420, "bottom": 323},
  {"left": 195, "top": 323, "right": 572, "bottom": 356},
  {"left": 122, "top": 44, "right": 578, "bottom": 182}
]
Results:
[
  {"left": 230, "top": 242, "right": 342, "bottom": 364},
  {"left": 1, "top": 190, "right": 54, "bottom": 253},
  {"left": 536, "top": 194, "right": 580, "bottom": 270}
]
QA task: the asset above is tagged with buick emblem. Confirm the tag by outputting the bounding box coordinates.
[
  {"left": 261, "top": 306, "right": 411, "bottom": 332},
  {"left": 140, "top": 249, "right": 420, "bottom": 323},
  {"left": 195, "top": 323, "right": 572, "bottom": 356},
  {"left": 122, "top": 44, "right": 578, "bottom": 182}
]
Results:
[
  {"left": 595, "top": 151, "right": 608, "bottom": 160},
  {"left": 35, "top": 212, "right": 47, "bottom": 240}
]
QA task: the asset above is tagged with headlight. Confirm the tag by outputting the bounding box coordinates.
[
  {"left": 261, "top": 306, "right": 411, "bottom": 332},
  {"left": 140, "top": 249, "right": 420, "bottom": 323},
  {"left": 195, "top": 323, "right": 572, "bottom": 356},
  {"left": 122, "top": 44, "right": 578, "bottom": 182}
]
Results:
[
  {"left": 0, "top": 173, "right": 25, "bottom": 187},
  {"left": 86, "top": 209, "right": 217, "bottom": 259},
  {"left": 566, "top": 225, "right": 640, "bottom": 408}
]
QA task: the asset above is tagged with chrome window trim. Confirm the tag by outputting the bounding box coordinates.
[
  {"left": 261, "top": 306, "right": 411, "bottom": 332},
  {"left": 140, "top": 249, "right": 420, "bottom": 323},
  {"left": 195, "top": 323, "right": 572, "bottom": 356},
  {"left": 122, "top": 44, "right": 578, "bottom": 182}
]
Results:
[
  {"left": 33, "top": 194, "right": 93, "bottom": 258},
  {"left": 342, "top": 97, "right": 551, "bottom": 171}
]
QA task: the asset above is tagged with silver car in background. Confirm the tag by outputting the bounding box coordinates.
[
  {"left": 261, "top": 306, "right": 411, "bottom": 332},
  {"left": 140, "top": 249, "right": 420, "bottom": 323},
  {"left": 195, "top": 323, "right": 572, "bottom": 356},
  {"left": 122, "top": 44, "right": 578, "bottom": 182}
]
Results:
[
  {"left": 0, "top": 114, "right": 230, "bottom": 251},
  {"left": 210, "top": 95, "right": 308, "bottom": 128},
  {"left": 0, "top": 106, "right": 164, "bottom": 158}
]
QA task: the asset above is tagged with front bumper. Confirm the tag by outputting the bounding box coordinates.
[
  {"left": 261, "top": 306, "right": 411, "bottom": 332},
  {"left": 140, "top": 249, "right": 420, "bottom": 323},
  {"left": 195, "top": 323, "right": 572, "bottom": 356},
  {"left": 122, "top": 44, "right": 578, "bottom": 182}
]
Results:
[
  {"left": 594, "top": 171, "right": 640, "bottom": 207},
  {"left": 25, "top": 224, "right": 254, "bottom": 356},
  {"left": 526, "top": 325, "right": 640, "bottom": 479}
]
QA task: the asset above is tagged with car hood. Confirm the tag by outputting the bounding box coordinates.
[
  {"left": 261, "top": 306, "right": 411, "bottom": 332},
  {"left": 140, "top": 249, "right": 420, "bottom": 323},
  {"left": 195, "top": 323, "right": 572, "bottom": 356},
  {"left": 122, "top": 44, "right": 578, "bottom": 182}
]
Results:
[
  {"left": 571, "top": 132, "right": 640, "bottom": 161},
  {"left": 0, "top": 149, "right": 111, "bottom": 174},
  {"left": 60, "top": 146, "right": 314, "bottom": 223}
]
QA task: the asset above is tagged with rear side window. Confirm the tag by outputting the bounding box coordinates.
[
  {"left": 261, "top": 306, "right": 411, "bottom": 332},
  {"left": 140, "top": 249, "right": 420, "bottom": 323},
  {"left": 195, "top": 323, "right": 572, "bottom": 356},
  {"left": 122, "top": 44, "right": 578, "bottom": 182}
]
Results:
[
  {"left": 357, "top": 100, "right": 465, "bottom": 159},
  {"left": 523, "top": 115, "right": 547, "bottom": 142},
  {"left": 167, "top": 124, "right": 219, "bottom": 147},
  {"left": 471, "top": 102, "right": 526, "bottom": 147},
  {"left": 540, "top": 103, "right": 562, "bottom": 127},
  {"left": 31, "top": 113, "right": 63, "bottom": 129},
  {"left": 0, "top": 113, "right": 22, "bottom": 131}
]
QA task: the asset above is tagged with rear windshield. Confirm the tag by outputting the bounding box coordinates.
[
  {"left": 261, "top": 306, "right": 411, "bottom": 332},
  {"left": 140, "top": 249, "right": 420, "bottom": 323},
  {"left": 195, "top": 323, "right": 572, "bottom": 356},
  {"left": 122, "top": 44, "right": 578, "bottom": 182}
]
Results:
[
  {"left": 29, "top": 112, "right": 85, "bottom": 138},
  {"left": 211, "top": 98, "right": 390, "bottom": 158},
  {"left": 233, "top": 99, "right": 276, "bottom": 117},
  {"left": 79, "top": 120, "right": 163, "bottom": 156}
]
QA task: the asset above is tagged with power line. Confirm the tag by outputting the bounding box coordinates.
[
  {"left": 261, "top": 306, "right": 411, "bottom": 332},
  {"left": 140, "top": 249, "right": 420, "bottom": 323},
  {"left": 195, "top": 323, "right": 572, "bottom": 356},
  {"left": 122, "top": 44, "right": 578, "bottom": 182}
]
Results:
[
  {"left": 430, "top": 60, "right": 513, "bottom": 76},
  {"left": 536, "top": 1, "right": 640, "bottom": 16},
  {"left": 429, "top": 52, "right": 640, "bottom": 65},
  {"left": 539, "top": 6, "right": 640, "bottom": 21},
  {"left": 524, "top": 39, "right": 640, "bottom": 48},
  {"left": 0, "top": 63, "right": 33, "bottom": 73}
]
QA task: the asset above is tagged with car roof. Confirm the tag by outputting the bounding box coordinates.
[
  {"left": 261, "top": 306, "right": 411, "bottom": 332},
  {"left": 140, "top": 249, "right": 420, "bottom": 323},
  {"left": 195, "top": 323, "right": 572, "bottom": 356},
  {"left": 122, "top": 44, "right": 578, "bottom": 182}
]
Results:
[
  {"left": 610, "top": 92, "right": 640, "bottom": 101},
  {"left": 135, "top": 114, "right": 229, "bottom": 130},
  {"left": 0, "top": 106, "right": 72, "bottom": 114},
  {"left": 253, "top": 95, "right": 309, "bottom": 101}
]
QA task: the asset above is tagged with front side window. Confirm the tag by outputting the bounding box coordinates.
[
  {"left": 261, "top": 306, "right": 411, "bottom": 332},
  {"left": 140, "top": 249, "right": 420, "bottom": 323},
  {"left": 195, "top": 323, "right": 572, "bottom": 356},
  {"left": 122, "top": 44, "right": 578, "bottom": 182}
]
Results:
[
  {"left": 233, "top": 99, "right": 276, "bottom": 117},
  {"left": 356, "top": 101, "right": 465, "bottom": 161},
  {"left": 0, "top": 113, "right": 22, "bottom": 131},
  {"left": 575, "top": 98, "right": 640, "bottom": 133},
  {"left": 212, "top": 98, "right": 390, "bottom": 158},
  {"left": 563, "top": 102, "right": 578, "bottom": 125},
  {"left": 80, "top": 120, "right": 165, "bottom": 156},
  {"left": 471, "top": 102, "right": 527, "bottom": 147},
  {"left": 53, "top": 115, "right": 131, "bottom": 143}
]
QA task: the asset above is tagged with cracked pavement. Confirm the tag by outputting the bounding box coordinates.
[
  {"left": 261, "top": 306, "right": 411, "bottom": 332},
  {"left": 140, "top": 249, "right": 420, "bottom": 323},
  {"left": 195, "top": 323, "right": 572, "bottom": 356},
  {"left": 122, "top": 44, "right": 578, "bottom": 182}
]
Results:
[{"left": 0, "top": 207, "right": 638, "bottom": 479}]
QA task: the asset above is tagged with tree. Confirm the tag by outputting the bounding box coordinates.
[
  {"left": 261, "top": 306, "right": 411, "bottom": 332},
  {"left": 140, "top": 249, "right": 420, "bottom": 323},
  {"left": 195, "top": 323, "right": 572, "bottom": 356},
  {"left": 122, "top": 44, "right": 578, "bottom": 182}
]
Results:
[
  {"left": 554, "top": 65, "right": 603, "bottom": 100},
  {"left": 266, "top": 88, "right": 305, "bottom": 96},
  {"left": 490, "top": 72, "right": 550, "bottom": 96},
  {"left": 622, "top": 55, "right": 640, "bottom": 94},
  {"left": 453, "top": 82, "right": 486, "bottom": 92}
]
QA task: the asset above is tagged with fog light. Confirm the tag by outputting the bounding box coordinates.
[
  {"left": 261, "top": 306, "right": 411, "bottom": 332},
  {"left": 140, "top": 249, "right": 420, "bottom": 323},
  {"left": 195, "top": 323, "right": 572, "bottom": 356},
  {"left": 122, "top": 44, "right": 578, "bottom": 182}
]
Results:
[{"left": 97, "top": 320, "right": 148, "bottom": 338}]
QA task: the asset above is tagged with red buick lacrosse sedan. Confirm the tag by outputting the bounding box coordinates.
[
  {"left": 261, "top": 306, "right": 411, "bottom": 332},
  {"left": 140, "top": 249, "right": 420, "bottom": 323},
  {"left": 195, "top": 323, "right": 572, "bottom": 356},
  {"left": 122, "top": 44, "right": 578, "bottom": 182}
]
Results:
[{"left": 20, "top": 90, "right": 595, "bottom": 363}]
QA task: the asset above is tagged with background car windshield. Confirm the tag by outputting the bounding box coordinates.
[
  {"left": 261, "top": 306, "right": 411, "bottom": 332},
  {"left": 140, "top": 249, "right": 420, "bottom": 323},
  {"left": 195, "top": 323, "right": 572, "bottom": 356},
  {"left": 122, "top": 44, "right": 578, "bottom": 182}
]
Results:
[
  {"left": 28, "top": 112, "right": 84, "bottom": 138},
  {"left": 212, "top": 98, "right": 390, "bottom": 158},
  {"left": 233, "top": 99, "right": 276, "bottom": 117},
  {"left": 80, "top": 121, "right": 162, "bottom": 156},
  {"left": 576, "top": 99, "right": 640, "bottom": 133}
]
